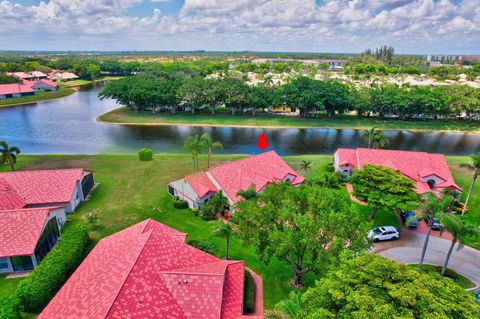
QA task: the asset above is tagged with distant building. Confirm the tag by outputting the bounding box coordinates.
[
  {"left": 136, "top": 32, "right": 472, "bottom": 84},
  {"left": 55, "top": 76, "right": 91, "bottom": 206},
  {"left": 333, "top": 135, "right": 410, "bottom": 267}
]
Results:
[
  {"left": 459, "top": 56, "right": 480, "bottom": 62},
  {"left": 0, "top": 83, "right": 35, "bottom": 99},
  {"left": 7, "top": 71, "right": 47, "bottom": 81},
  {"left": 49, "top": 72, "right": 79, "bottom": 81},
  {"left": 22, "top": 79, "right": 58, "bottom": 91}
]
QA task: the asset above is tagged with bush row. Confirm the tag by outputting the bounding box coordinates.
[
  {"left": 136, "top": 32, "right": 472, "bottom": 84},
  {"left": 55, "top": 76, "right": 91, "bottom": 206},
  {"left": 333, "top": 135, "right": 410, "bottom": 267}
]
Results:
[
  {"left": 16, "top": 224, "right": 89, "bottom": 312},
  {"left": 0, "top": 296, "right": 20, "bottom": 319}
]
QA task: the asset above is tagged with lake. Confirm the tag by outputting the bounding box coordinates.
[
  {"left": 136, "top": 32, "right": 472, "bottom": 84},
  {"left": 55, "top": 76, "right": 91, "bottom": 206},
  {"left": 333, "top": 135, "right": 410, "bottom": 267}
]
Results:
[{"left": 1, "top": 83, "right": 480, "bottom": 155}]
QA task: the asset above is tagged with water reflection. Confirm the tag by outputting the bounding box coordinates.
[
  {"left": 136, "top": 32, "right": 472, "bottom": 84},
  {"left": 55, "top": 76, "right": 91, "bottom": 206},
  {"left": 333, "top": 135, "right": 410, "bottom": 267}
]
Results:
[{"left": 0, "top": 84, "right": 480, "bottom": 155}]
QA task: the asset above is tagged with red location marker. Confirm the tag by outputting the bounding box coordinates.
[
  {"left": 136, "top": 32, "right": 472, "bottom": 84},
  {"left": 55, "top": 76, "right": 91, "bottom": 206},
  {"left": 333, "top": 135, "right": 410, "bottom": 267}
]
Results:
[{"left": 256, "top": 134, "right": 270, "bottom": 151}]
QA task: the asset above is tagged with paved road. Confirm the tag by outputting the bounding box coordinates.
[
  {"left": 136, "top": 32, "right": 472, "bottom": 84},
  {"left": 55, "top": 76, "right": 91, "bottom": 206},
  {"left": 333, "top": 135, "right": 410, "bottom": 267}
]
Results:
[{"left": 373, "top": 230, "right": 480, "bottom": 290}]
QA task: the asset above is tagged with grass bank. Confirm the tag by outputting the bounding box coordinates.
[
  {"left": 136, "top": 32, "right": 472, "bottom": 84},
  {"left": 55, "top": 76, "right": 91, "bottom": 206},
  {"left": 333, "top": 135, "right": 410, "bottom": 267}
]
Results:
[
  {"left": 98, "top": 107, "right": 480, "bottom": 133},
  {"left": 61, "top": 76, "right": 123, "bottom": 88},
  {"left": 0, "top": 88, "right": 75, "bottom": 108},
  {"left": 0, "top": 153, "right": 478, "bottom": 312}
]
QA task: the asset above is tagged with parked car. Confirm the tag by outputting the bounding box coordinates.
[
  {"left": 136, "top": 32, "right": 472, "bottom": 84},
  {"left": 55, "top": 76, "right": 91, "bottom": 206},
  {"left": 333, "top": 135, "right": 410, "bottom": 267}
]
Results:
[
  {"left": 368, "top": 226, "right": 400, "bottom": 242},
  {"left": 475, "top": 290, "right": 480, "bottom": 304},
  {"left": 424, "top": 215, "right": 443, "bottom": 230},
  {"left": 401, "top": 210, "right": 419, "bottom": 228}
]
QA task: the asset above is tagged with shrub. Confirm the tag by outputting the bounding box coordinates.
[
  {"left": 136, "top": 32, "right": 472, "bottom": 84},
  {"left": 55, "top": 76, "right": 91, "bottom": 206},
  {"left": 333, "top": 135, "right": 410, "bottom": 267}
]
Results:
[
  {"left": 0, "top": 297, "right": 21, "bottom": 319},
  {"left": 187, "top": 240, "right": 216, "bottom": 255},
  {"left": 138, "top": 148, "right": 153, "bottom": 161},
  {"left": 173, "top": 200, "right": 189, "bottom": 209},
  {"left": 325, "top": 163, "right": 335, "bottom": 172},
  {"left": 199, "top": 205, "right": 217, "bottom": 220},
  {"left": 243, "top": 270, "right": 256, "bottom": 314},
  {"left": 16, "top": 224, "right": 89, "bottom": 312}
]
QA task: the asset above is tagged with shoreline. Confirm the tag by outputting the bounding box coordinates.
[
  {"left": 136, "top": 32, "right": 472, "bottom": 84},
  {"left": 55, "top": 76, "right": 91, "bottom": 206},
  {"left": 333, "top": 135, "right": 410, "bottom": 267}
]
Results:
[
  {"left": 0, "top": 88, "right": 76, "bottom": 108},
  {"left": 97, "top": 109, "right": 480, "bottom": 134}
]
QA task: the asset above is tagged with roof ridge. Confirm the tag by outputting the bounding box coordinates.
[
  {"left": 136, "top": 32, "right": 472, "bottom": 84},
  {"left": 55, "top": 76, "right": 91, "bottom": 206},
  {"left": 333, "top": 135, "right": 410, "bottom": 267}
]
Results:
[{"left": 104, "top": 228, "right": 153, "bottom": 319}]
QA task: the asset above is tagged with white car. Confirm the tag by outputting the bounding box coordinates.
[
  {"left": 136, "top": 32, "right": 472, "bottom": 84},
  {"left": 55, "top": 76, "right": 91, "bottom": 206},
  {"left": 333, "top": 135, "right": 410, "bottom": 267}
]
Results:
[{"left": 368, "top": 226, "right": 400, "bottom": 242}]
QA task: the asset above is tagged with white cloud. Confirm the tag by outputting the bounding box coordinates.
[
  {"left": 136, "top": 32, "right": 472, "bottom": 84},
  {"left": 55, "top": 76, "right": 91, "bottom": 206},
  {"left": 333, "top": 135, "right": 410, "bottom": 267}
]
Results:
[{"left": 0, "top": 0, "right": 478, "bottom": 53}]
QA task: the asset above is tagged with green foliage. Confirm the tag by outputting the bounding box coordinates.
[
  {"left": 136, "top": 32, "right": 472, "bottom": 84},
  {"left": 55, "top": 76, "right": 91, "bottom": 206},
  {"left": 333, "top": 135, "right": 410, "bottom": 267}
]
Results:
[
  {"left": 16, "top": 224, "right": 89, "bottom": 312},
  {"left": 199, "top": 192, "right": 228, "bottom": 220},
  {"left": 0, "top": 296, "right": 20, "bottom": 319},
  {"left": 0, "top": 141, "right": 20, "bottom": 171},
  {"left": 186, "top": 240, "right": 216, "bottom": 255},
  {"left": 243, "top": 270, "right": 256, "bottom": 314},
  {"left": 274, "top": 291, "right": 302, "bottom": 319},
  {"left": 138, "top": 147, "right": 153, "bottom": 161},
  {"left": 349, "top": 164, "right": 418, "bottom": 218},
  {"left": 0, "top": 74, "right": 19, "bottom": 84},
  {"left": 301, "top": 253, "right": 480, "bottom": 319},
  {"left": 234, "top": 183, "right": 371, "bottom": 287},
  {"left": 173, "top": 199, "right": 189, "bottom": 209}
]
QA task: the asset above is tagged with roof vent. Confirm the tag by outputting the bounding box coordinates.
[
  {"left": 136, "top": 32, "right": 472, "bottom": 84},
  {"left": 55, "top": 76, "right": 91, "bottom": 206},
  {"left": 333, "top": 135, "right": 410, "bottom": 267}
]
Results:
[{"left": 183, "top": 279, "right": 188, "bottom": 284}]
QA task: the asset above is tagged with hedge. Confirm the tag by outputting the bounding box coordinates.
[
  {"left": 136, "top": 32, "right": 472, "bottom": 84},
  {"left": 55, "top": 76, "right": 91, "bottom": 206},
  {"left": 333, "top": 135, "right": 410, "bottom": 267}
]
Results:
[
  {"left": 138, "top": 148, "right": 153, "bottom": 161},
  {"left": 173, "top": 199, "right": 189, "bottom": 209},
  {"left": 16, "top": 224, "right": 89, "bottom": 312},
  {"left": 243, "top": 270, "right": 255, "bottom": 314},
  {"left": 0, "top": 296, "right": 21, "bottom": 319}
]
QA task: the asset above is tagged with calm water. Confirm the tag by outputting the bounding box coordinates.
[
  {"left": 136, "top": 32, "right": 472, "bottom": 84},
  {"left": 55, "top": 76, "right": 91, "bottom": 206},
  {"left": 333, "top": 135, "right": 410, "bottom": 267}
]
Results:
[{"left": 1, "top": 83, "right": 480, "bottom": 155}]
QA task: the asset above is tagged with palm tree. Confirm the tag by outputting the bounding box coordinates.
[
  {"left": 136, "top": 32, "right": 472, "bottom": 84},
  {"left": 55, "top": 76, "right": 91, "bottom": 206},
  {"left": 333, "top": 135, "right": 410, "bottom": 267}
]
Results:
[
  {"left": 372, "top": 130, "right": 389, "bottom": 149},
  {"left": 459, "top": 154, "right": 480, "bottom": 215},
  {"left": 417, "top": 193, "right": 453, "bottom": 269},
  {"left": 0, "top": 141, "right": 21, "bottom": 172},
  {"left": 183, "top": 135, "right": 203, "bottom": 171},
  {"left": 299, "top": 160, "right": 312, "bottom": 173},
  {"left": 263, "top": 74, "right": 274, "bottom": 87},
  {"left": 439, "top": 214, "right": 479, "bottom": 276},
  {"left": 274, "top": 291, "right": 302, "bottom": 319},
  {"left": 200, "top": 133, "right": 223, "bottom": 168},
  {"left": 213, "top": 220, "right": 235, "bottom": 260},
  {"left": 362, "top": 127, "right": 377, "bottom": 149}
]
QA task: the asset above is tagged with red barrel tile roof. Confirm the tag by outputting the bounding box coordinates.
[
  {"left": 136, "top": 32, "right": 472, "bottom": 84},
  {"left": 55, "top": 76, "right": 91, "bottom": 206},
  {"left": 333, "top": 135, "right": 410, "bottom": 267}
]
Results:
[
  {"left": 0, "top": 169, "right": 85, "bottom": 206},
  {"left": 39, "top": 219, "right": 248, "bottom": 319},
  {"left": 0, "top": 208, "right": 56, "bottom": 258},
  {"left": 0, "top": 83, "right": 34, "bottom": 95},
  {"left": 335, "top": 148, "right": 461, "bottom": 194}
]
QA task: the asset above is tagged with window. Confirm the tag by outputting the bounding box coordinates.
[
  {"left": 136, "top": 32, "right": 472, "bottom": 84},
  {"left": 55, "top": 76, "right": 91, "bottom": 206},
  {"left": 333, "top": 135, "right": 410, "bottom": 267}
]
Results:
[
  {"left": 34, "top": 218, "right": 60, "bottom": 264},
  {"left": 0, "top": 258, "right": 9, "bottom": 270},
  {"left": 10, "top": 256, "right": 34, "bottom": 272},
  {"left": 168, "top": 185, "right": 175, "bottom": 196}
]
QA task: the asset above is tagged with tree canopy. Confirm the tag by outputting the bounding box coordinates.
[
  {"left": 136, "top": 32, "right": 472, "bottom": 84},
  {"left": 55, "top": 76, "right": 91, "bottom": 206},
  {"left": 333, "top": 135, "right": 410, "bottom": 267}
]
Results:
[
  {"left": 301, "top": 253, "right": 480, "bottom": 319},
  {"left": 234, "top": 183, "right": 371, "bottom": 288}
]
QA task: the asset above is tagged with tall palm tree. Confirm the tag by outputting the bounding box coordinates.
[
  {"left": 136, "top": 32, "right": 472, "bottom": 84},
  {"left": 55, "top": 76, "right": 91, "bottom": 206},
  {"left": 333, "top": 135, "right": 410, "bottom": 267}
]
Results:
[
  {"left": 213, "top": 220, "right": 235, "bottom": 260},
  {"left": 371, "top": 130, "right": 389, "bottom": 149},
  {"left": 0, "top": 141, "right": 21, "bottom": 172},
  {"left": 417, "top": 193, "right": 453, "bottom": 269},
  {"left": 439, "top": 214, "right": 479, "bottom": 276},
  {"left": 200, "top": 133, "right": 223, "bottom": 168},
  {"left": 459, "top": 154, "right": 480, "bottom": 215},
  {"left": 183, "top": 135, "right": 203, "bottom": 171},
  {"left": 362, "top": 127, "right": 377, "bottom": 149}
]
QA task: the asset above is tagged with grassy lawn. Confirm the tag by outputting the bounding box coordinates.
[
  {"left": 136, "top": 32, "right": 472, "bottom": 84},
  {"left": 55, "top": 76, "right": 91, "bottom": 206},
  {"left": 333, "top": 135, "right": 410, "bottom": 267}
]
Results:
[
  {"left": 99, "top": 107, "right": 480, "bottom": 133},
  {"left": 0, "top": 153, "right": 477, "bottom": 313},
  {"left": 409, "top": 264, "right": 477, "bottom": 289},
  {"left": 61, "top": 76, "right": 123, "bottom": 88},
  {"left": 0, "top": 88, "right": 75, "bottom": 108},
  {"left": 0, "top": 274, "right": 23, "bottom": 298}
]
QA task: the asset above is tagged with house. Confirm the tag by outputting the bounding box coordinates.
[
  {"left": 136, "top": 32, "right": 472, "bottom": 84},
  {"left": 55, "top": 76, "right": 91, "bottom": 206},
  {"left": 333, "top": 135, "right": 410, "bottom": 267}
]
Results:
[
  {"left": 0, "top": 83, "right": 35, "bottom": 99},
  {"left": 334, "top": 148, "right": 462, "bottom": 195},
  {"left": 22, "top": 79, "right": 58, "bottom": 91},
  {"left": 0, "top": 207, "right": 66, "bottom": 273},
  {"left": 317, "top": 59, "right": 346, "bottom": 71},
  {"left": 0, "top": 169, "right": 95, "bottom": 212},
  {"left": 39, "top": 219, "right": 263, "bottom": 319},
  {"left": 7, "top": 71, "right": 47, "bottom": 81},
  {"left": 168, "top": 151, "right": 304, "bottom": 208},
  {"left": 48, "top": 72, "right": 79, "bottom": 81}
]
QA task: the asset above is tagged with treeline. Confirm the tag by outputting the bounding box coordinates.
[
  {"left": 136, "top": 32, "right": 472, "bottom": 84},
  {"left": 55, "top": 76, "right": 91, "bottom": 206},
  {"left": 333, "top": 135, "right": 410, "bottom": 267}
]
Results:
[{"left": 100, "top": 72, "right": 480, "bottom": 120}]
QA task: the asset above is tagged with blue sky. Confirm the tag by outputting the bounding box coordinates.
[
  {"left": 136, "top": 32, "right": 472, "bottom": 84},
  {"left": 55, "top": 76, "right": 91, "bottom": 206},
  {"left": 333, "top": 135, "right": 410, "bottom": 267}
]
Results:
[{"left": 1, "top": 0, "right": 479, "bottom": 54}]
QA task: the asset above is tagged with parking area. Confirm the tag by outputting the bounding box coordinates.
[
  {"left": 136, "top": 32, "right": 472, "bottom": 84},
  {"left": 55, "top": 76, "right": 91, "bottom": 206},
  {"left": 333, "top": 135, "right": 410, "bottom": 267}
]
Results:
[{"left": 398, "top": 212, "right": 453, "bottom": 241}]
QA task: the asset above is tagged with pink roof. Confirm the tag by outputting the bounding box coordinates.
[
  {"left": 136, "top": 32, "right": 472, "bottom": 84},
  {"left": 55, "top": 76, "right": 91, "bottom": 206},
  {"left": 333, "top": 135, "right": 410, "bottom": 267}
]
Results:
[
  {"left": 184, "top": 151, "right": 304, "bottom": 202},
  {"left": 0, "top": 178, "right": 25, "bottom": 210},
  {"left": 39, "top": 219, "right": 247, "bottom": 319},
  {"left": 0, "top": 208, "right": 55, "bottom": 257},
  {"left": 335, "top": 148, "right": 462, "bottom": 194},
  {"left": 37, "top": 79, "right": 58, "bottom": 88},
  {"left": 22, "top": 79, "right": 58, "bottom": 89},
  {"left": 0, "top": 169, "right": 85, "bottom": 206},
  {"left": 0, "top": 83, "right": 34, "bottom": 95},
  {"left": 185, "top": 171, "right": 218, "bottom": 197}
]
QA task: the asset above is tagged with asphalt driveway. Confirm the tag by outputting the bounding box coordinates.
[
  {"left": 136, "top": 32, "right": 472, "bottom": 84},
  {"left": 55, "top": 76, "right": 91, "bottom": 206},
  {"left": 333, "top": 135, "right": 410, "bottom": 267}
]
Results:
[{"left": 373, "top": 230, "right": 480, "bottom": 290}]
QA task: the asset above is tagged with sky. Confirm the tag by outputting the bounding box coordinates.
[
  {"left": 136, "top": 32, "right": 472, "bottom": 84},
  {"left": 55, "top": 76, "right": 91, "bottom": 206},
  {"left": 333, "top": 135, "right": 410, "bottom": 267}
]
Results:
[{"left": 1, "top": 0, "right": 479, "bottom": 54}]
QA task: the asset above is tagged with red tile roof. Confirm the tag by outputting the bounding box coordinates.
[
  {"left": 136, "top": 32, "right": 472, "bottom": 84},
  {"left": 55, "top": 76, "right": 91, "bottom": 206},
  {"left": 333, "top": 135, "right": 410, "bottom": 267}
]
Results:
[
  {"left": 335, "top": 148, "right": 461, "bottom": 194},
  {"left": 0, "top": 178, "right": 25, "bottom": 210},
  {"left": 0, "top": 83, "right": 34, "bottom": 95},
  {"left": 184, "top": 151, "right": 304, "bottom": 202},
  {"left": 39, "top": 219, "right": 248, "bottom": 319},
  {"left": 23, "top": 79, "right": 58, "bottom": 89},
  {"left": 0, "top": 169, "right": 85, "bottom": 206},
  {"left": 0, "top": 208, "right": 56, "bottom": 258}
]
